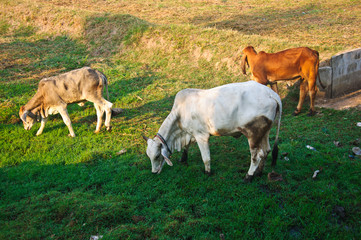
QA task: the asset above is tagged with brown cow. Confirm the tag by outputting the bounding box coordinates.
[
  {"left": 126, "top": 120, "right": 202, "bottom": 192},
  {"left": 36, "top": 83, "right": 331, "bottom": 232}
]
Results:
[{"left": 240, "top": 46, "right": 324, "bottom": 116}]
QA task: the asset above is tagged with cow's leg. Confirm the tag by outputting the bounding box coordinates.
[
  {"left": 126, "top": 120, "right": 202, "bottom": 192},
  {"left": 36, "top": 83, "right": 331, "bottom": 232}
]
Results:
[
  {"left": 93, "top": 103, "right": 104, "bottom": 133},
  {"left": 307, "top": 76, "right": 318, "bottom": 116},
  {"left": 103, "top": 99, "right": 113, "bottom": 131},
  {"left": 270, "top": 82, "right": 279, "bottom": 94},
  {"left": 180, "top": 144, "right": 190, "bottom": 164},
  {"left": 245, "top": 145, "right": 269, "bottom": 182},
  {"left": 57, "top": 107, "right": 75, "bottom": 137},
  {"left": 243, "top": 117, "right": 273, "bottom": 182},
  {"left": 195, "top": 136, "right": 211, "bottom": 175},
  {"left": 36, "top": 117, "right": 48, "bottom": 136},
  {"left": 91, "top": 98, "right": 112, "bottom": 133},
  {"left": 293, "top": 79, "right": 308, "bottom": 115},
  {"left": 254, "top": 133, "right": 271, "bottom": 176},
  {"left": 245, "top": 146, "right": 263, "bottom": 182}
]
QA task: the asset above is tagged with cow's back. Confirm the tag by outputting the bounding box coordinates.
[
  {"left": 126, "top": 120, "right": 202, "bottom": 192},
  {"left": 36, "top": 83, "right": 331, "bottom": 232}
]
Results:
[
  {"left": 174, "top": 81, "right": 280, "bottom": 135},
  {"left": 39, "top": 67, "right": 102, "bottom": 104},
  {"left": 204, "top": 82, "right": 279, "bottom": 126}
]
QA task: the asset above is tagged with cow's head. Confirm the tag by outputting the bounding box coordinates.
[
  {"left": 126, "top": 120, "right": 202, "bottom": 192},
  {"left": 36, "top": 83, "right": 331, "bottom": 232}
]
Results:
[
  {"left": 19, "top": 106, "right": 37, "bottom": 130},
  {"left": 143, "top": 135, "right": 173, "bottom": 174}
]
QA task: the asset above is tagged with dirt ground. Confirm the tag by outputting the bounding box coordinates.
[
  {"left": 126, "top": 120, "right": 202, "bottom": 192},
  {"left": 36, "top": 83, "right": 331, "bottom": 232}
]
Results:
[{"left": 315, "top": 89, "right": 361, "bottom": 110}]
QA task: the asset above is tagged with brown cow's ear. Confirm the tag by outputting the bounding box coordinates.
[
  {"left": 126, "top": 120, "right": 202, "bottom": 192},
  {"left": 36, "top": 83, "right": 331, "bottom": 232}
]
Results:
[{"left": 142, "top": 135, "right": 149, "bottom": 142}]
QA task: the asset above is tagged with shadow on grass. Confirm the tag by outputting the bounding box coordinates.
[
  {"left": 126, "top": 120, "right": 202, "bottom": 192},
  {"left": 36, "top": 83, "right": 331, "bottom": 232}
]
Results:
[
  {"left": 0, "top": 36, "right": 88, "bottom": 84},
  {"left": 191, "top": 4, "right": 324, "bottom": 37},
  {"left": 123, "top": 94, "right": 175, "bottom": 122},
  {"left": 84, "top": 13, "right": 150, "bottom": 57}
]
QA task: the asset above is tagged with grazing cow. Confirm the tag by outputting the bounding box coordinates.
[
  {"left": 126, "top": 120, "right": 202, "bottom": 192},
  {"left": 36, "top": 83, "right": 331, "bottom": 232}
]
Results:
[
  {"left": 240, "top": 46, "right": 323, "bottom": 116},
  {"left": 19, "top": 67, "right": 113, "bottom": 137},
  {"left": 143, "top": 81, "right": 282, "bottom": 182}
]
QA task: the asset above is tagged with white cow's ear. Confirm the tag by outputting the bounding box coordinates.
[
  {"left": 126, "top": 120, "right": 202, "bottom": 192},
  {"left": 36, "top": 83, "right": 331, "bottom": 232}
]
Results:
[{"left": 161, "top": 148, "right": 173, "bottom": 166}]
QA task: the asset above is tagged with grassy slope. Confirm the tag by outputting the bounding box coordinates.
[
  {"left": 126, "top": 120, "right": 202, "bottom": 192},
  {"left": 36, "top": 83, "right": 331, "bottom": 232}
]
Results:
[{"left": 1, "top": 0, "right": 361, "bottom": 239}]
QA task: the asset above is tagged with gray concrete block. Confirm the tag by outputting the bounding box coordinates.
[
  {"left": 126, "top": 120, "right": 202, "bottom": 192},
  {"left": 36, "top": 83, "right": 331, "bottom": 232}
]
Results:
[
  {"left": 318, "top": 66, "right": 332, "bottom": 97},
  {"left": 330, "top": 48, "right": 361, "bottom": 98}
]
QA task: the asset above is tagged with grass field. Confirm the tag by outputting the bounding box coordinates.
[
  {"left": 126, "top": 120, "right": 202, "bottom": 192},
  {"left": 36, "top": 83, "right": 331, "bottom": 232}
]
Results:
[{"left": 1, "top": 0, "right": 361, "bottom": 239}]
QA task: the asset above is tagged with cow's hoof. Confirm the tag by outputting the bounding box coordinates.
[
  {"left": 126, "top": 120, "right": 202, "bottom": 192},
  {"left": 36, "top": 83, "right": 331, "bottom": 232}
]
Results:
[
  {"left": 94, "top": 130, "right": 100, "bottom": 134},
  {"left": 307, "top": 110, "right": 316, "bottom": 116},
  {"left": 204, "top": 170, "right": 212, "bottom": 176},
  {"left": 292, "top": 110, "right": 300, "bottom": 116},
  {"left": 253, "top": 169, "right": 263, "bottom": 177},
  {"left": 179, "top": 150, "right": 188, "bottom": 164},
  {"left": 106, "top": 126, "right": 112, "bottom": 132},
  {"left": 244, "top": 174, "right": 254, "bottom": 183},
  {"left": 111, "top": 108, "right": 123, "bottom": 116},
  {"left": 179, "top": 159, "right": 188, "bottom": 166},
  {"left": 68, "top": 133, "right": 75, "bottom": 138}
]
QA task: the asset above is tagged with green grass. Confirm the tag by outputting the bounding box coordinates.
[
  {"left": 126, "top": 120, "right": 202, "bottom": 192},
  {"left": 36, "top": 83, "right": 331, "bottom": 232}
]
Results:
[{"left": 1, "top": 0, "right": 361, "bottom": 239}]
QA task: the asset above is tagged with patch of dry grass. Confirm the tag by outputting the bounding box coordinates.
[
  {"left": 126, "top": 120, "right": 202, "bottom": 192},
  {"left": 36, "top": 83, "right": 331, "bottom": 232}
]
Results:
[
  {"left": 2, "top": 0, "right": 360, "bottom": 49},
  {"left": 17, "top": 0, "right": 359, "bottom": 52}
]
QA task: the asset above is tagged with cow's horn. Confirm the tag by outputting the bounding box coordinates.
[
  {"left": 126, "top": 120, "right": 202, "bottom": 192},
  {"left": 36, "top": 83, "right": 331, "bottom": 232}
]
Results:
[{"left": 142, "top": 135, "right": 149, "bottom": 142}]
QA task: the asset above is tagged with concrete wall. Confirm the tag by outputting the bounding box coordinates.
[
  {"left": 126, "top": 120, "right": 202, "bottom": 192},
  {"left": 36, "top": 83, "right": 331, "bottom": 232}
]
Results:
[{"left": 318, "top": 48, "right": 361, "bottom": 98}]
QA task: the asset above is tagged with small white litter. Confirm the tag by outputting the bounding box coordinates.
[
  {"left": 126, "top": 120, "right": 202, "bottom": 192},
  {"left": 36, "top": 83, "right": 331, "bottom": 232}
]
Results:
[
  {"left": 116, "top": 149, "right": 127, "bottom": 155},
  {"left": 352, "top": 147, "right": 361, "bottom": 156},
  {"left": 312, "top": 170, "right": 320, "bottom": 179},
  {"left": 90, "top": 236, "right": 103, "bottom": 240},
  {"left": 306, "top": 145, "right": 317, "bottom": 151},
  {"left": 356, "top": 122, "right": 361, "bottom": 127}
]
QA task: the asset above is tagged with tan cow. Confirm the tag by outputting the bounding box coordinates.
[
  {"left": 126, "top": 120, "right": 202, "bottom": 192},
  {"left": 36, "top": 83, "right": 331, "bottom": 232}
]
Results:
[{"left": 19, "top": 67, "right": 113, "bottom": 137}]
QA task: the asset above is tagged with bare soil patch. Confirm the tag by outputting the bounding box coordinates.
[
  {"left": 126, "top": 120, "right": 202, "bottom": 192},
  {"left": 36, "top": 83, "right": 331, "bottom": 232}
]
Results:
[{"left": 315, "top": 89, "right": 361, "bottom": 110}]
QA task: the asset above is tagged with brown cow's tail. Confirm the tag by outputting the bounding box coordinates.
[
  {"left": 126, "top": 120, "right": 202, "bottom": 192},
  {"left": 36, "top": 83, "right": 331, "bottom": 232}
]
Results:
[
  {"left": 271, "top": 95, "right": 282, "bottom": 167},
  {"left": 240, "top": 54, "right": 248, "bottom": 75},
  {"left": 314, "top": 51, "right": 326, "bottom": 89}
]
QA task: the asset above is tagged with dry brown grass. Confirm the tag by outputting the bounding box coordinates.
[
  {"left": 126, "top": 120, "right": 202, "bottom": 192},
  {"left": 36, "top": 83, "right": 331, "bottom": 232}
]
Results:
[
  {"left": 2, "top": 0, "right": 360, "bottom": 48},
  {"left": 1, "top": 0, "right": 360, "bottom": 85},
  {"left": 22, "top": 0, "right": 360, "bottom": 51}
]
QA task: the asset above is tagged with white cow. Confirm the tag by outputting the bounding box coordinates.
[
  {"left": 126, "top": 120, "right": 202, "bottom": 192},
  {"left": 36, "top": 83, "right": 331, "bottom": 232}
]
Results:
[{"left": 143, "top": 81, "right": 282, "bottom": 181}]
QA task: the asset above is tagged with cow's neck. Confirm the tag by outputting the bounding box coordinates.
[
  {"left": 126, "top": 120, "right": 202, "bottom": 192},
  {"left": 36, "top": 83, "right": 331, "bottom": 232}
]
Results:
[
  {"left": 24, "top": 91, "right": 43, "bottom": 112},
  {"left": 158, "top": 112, "right": 191, "bottom": 153}
]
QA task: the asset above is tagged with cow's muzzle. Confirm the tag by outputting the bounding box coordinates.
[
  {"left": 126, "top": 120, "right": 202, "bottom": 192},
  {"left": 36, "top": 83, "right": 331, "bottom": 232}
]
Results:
[{"left": 152, "top": 160, "right": 165, "bottom": 174}]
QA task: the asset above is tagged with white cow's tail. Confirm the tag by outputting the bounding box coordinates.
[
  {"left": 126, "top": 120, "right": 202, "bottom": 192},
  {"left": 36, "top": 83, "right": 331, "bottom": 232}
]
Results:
[{"left": 271, "top": 95, "right": 282, "bottom": 167}]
